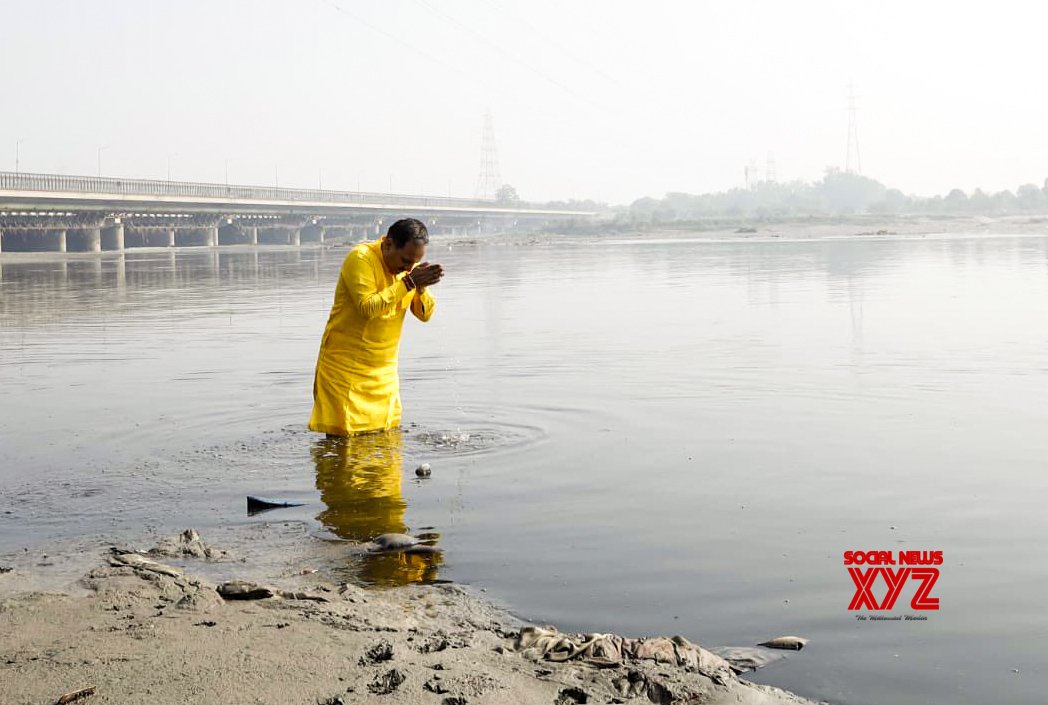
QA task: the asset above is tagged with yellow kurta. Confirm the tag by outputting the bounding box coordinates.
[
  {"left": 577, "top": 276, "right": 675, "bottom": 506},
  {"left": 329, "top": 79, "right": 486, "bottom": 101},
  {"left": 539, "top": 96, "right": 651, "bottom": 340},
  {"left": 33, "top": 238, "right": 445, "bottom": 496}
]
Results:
[{"left": 309, "top": 240, "right": 435, "bottom": 435}]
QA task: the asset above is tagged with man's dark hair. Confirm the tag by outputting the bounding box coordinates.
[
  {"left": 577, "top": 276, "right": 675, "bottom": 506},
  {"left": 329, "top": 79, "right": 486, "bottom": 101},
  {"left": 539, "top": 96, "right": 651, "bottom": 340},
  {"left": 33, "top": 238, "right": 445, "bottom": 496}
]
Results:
[{"left": 386, "top": 218, "right": 429, "bottom": 247}]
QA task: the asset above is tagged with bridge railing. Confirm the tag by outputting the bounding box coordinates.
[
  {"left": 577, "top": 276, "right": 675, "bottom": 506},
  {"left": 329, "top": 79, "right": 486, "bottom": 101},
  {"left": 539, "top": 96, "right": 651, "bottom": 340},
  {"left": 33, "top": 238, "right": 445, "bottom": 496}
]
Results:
[{"left": 0, "top": 171, "right": 564, "bottom": 212}]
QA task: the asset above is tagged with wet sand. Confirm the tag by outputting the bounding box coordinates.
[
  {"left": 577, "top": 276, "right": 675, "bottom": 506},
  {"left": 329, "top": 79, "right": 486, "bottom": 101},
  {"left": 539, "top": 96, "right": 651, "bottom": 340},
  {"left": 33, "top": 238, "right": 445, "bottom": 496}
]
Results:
[{"left": 0, "top": 530, "right": 821, "bottom": 705}]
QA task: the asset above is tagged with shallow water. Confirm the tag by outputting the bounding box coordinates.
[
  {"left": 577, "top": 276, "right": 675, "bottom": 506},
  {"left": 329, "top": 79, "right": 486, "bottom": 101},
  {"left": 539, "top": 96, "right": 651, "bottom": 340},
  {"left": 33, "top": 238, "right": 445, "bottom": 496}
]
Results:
[{"left": 2, "top": 233, "right": 1047, "bottom": 704}]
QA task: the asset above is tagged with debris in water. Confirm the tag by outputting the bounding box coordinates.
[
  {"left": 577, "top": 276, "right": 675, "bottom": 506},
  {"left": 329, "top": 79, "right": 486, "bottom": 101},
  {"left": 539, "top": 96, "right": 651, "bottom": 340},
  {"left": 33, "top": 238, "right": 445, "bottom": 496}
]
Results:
[
  {"left": 758, "top": 636, "right": 808, "bottom": 651},
  {"left": 416, "top": 463, "right": 432, "bottom": 477},
  {"left": 246, "top": 496, "right": 305, "bottom": 516},
  {"left": 713, "top": 646, "right": 788, "bottom": 673}
]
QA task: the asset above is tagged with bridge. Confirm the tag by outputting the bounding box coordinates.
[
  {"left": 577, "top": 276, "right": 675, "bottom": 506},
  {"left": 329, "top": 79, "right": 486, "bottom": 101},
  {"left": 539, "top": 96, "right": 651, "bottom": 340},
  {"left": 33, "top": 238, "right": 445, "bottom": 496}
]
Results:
[{"left": 0, "top": 171, "right": 593, "bottom": 253}]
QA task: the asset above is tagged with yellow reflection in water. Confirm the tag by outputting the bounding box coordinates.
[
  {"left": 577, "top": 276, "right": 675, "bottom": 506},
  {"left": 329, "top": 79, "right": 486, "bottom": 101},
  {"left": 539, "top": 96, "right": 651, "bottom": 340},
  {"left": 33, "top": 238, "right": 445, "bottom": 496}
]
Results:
[{"left": 311, "top": 430, "right": 441, "bottom": 586}]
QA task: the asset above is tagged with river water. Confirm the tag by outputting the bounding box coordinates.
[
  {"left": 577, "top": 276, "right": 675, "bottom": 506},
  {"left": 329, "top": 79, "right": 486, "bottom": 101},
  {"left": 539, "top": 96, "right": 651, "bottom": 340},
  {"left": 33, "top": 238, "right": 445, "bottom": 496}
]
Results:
[{"left": 1, "top": 232, "right": 1046, "bottom": 704}]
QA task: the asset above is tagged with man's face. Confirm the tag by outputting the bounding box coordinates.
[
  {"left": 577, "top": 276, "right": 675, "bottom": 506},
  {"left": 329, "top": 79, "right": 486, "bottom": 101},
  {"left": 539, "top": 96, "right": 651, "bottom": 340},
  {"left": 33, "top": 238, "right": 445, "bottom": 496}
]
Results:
[{"left": 383, "top": 238, "right": 425, "bottom": 275}]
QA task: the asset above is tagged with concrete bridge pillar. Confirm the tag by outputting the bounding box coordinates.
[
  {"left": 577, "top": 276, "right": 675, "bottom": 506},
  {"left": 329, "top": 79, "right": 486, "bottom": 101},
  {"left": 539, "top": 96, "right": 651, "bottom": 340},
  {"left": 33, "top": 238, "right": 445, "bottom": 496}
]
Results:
[
  {"left": 102, "top": 224, "right": 125, "bottom": 252},
  {"left": 0, "top": 228, "right": 3, "bottom": 254},
  {"left": 207, "top": 226, "right": 218, "bottom": 247},
  {"left": 55, "top": 229, "right": 67, "bottom": 253},
  {"left": 289, "top": 229, "right": 301, "bottom": 246},
  {"left": 86, "top": 228, "right": 102, "bottom": 253},
  {"left": 373, "top": 223, "right": 382, "bottom": 237},
  {"left": 248, "top": 227, "right": 258, "bottom": 246},
  {"left": 167, "top": 229, "right": 176, "bottom": 248}
]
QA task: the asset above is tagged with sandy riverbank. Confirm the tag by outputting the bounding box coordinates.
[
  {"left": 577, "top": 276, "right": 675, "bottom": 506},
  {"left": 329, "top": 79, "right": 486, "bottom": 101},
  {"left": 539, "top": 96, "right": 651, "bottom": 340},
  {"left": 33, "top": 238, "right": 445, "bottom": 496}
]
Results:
[{"left": 1, "top": 531, "right": 824, "bottom": 705}]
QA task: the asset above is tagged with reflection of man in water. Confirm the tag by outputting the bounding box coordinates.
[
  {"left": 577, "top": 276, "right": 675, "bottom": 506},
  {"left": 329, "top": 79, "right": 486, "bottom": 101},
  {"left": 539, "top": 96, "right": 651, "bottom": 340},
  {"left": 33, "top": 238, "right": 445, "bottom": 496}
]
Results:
[
  {"left": 312, "top": 431, "right": 441, "bottom": 586},
  {"left": 309, "top": 218, "right": 443, "bottom": 436}
]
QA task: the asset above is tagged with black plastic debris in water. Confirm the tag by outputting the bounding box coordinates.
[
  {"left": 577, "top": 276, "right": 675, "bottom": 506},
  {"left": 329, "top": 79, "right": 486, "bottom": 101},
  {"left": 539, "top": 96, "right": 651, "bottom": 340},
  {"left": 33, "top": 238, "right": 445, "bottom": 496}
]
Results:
[{"left": 246, "top": 495, "right": 305, "bottom": 516}]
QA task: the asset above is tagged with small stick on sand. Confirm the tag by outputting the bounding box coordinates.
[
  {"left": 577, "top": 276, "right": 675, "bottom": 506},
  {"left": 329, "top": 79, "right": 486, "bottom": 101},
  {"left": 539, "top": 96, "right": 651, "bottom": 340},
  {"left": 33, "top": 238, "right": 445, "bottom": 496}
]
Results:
[{"left": 55, "top": 685, "right": 96, "bottom": 704}]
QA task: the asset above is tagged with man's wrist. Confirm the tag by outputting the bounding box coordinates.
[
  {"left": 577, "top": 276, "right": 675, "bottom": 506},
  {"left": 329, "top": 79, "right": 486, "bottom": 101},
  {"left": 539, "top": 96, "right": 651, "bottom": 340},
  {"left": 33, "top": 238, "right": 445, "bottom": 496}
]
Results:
[{"left": 404, "top": 274, "right": 416, "bottom": 291}]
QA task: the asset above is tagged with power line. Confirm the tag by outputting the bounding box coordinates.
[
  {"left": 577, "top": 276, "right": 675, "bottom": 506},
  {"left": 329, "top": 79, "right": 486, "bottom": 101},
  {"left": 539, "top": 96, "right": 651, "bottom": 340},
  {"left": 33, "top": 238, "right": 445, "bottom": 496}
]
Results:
[
  {"left": 410, "top": 0, "right": 602, "bottom": 110},
  {"left": 475, "top": 111, "right": 502, "bottom": 199},
  {"left": 485, "top": 0, "right": 621, "bottom": 88},
  {"left": 318, "top": 0, "right": 479, "bottom": 86},
  {"left": 846, "top": 84, "right": 862, "bottom": 175}
]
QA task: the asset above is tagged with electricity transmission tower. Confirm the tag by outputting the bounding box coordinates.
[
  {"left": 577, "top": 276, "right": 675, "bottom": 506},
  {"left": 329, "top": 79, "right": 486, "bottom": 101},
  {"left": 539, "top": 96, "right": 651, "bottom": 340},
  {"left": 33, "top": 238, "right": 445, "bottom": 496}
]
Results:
[
  {"left": 744, "top": 160, "right": 759, "bottom": 190},
  {"left": 474, "top": 111, "right": 502, "bottom": 200},
  {"left": 845, "top": 85, "right": 862, "bottom": 175}
]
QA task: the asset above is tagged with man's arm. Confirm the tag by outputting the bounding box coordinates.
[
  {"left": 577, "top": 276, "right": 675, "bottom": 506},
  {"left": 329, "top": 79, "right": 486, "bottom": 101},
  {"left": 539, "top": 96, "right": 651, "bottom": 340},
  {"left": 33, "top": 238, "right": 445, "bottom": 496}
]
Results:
[
  {"left": 342, "top": 250, "right": 411, "bottom": 320},
  {"left": 410, "top": 287, "right": 436, "bottom": 322},
  {"left": 405, "top": 262, "right": 442, "bottom": 322}
]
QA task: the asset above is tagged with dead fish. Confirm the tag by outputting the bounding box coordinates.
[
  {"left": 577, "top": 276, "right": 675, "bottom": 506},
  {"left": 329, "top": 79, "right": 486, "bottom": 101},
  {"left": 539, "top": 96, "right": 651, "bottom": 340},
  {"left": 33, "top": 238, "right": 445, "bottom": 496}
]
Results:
[
  {"left": 365, "top": 533, "right": 441, "bottom": 555},
  {"left": 274, "top": 589, "right": 330, "bottom": 602},
  {"left": 758, "top": 636, "right": 809, "bottom": 651},
  {"left": 217, "top": 580, "right": 328, "bottom": 602},
  {"left": 217, "top": 580, "right": 275, "bottom": 600},
  {"left": 367, "top": 533, "right": 421, "bottom": 552},
  {"left": 402, "top": 544, "right": 441, "bottom": 555}
]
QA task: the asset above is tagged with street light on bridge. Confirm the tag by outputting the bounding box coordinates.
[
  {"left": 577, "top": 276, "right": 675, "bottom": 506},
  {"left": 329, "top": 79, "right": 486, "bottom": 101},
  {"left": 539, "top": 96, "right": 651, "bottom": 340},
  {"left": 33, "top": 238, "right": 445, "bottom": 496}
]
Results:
[{"left": 97, "top": 146, "right": 108, "bottom": 177}]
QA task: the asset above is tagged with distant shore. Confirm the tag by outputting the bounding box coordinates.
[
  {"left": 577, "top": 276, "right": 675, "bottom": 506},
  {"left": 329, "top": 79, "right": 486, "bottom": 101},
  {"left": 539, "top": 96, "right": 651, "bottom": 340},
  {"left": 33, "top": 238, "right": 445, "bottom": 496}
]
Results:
[{"left": 541, "top": 212, "right": 1048, "bottom": 238}]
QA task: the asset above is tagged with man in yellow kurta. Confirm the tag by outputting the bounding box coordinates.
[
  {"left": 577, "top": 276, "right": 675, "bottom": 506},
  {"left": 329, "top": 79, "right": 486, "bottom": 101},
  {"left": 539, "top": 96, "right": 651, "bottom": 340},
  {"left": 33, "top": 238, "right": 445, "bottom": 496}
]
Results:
[{"left": 309, "top": 218, "right": 442, "bottom": 436}]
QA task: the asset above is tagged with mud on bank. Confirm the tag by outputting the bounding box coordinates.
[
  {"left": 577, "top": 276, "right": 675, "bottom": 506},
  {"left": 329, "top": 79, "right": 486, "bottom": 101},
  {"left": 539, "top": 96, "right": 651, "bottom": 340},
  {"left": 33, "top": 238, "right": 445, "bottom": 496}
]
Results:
[{"left": 0, "top": 531, "right": 823, "bottom": 705}]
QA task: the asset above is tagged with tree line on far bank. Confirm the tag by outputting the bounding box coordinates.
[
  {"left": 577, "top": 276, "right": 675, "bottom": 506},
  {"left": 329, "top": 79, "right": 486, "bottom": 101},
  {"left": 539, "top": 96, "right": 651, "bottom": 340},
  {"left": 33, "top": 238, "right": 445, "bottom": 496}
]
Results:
[
  {"left": 502, "top": 171, "right": 1048, "bottom": 221},
  {"left": 625, "top": 170, "right": 1048, "bottom": 222}
]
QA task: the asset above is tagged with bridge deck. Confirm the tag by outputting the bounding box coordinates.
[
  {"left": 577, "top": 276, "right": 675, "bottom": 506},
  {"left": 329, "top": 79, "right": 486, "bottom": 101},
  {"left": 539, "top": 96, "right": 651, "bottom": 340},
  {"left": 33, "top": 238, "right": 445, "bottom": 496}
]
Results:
[{"left": 0, "top": 172, "right": 589, "bottom": 218}]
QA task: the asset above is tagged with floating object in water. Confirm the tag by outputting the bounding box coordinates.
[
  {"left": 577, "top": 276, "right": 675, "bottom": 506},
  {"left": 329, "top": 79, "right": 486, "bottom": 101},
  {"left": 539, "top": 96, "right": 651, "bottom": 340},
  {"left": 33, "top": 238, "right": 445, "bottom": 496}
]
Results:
[
  {"left": 368, "top": 533, "right": 420, "bottom": 552},
  {"left": 712, "top": 646, "right": 788, "bottom": 673},
  {"left": 415, "top": 463, "right": 432, "bottom": 477},
  {"left": 758, "top": 636, "right": 808, "bottom": 651},
  {"left": 246, "top": 496, "right": 305, "bottom": 516},
  {"left": 366, "top": 533, "right": 441, "bottom": 555}
]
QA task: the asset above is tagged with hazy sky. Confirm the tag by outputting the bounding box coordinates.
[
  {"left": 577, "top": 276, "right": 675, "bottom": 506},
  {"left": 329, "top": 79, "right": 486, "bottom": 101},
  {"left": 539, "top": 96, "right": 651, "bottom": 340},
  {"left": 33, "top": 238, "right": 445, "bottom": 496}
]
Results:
[{"left": 3, "top": 0, "right": 1048, "bottom": 204}]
